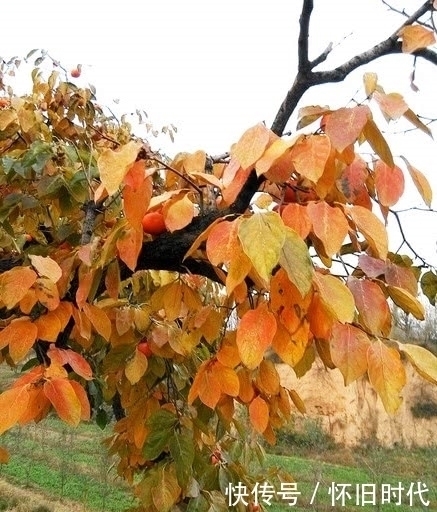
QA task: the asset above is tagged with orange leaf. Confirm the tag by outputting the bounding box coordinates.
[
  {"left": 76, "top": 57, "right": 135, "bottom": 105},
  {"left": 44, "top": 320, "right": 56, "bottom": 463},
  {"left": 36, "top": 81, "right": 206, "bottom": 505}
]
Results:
[
  {"left": 44, "top": 378, "right": 82, "bottom": 426},
  {"left": 367, "top": 340, "right": 406, "bottom": 414},
  {"left": 374, "top": 160, "right": 405, "bottom": 207},
  {"left": 348, "top": 277, "right": 391, "bottom": 335},
  {"left": 0, "top": 318, "right": 38, "bottom": 363},
  {"left": 231, "top": 123, "right": 270, "bottom": 170},
  {"left": 0, "top": 266, "right": 37, "bottom": 309},
  {"left": 237, "top": 368, "right": 255, "bottom": 403},
  {"left": 399, "top": 25, "right": 436, "bottom": 53},
  {"left": 255, "top": 137, "right": 295, "bottom": 179},
  {"left": 0, "top": 446, "right": 9, "bottom": 464},
  {"left": 199, "top": 366, "right": 222, "bottom": 409},
  {"left": 281, "top": 204, "right": 311, "bottom": 239},
  {"left": 221, "top": 165, "right": 253, "bottom": 206},
  {"left": 61, "top": 349, "right": 93, "bottom": 380},
  {"left": 29, "top": 255, "right": 62, "bottom": 283},
  {"left": 373, "top": 91, "right": 408, "bottom": 121},
  {"left": 206, "top": 220, "right": 234, "bottom": 266},
  {"left": 256, "top": 360, "right": 280, "bottom": 395},
  {"left": 19, "top": 385, "right": 50, "bottom": 424},
  {"left": 347, "top": 205, "right": 388, "bottom": 259},
  {"left": 83, "top": 303, "right": 112, "bottom": 341},
  {"left": 290, "top": 134, "right": 331, "bottom": 183},
  {"left": 69, "top": 380, "right": 91, "bottom": 421},
  {"left": 123, "top": 173, "right": 152, "bottom": 227},
  {"left": 34, "top": 311, "right": 62, "bottom": 342},
  {"left": 0, "top": 385, "right": 31, "bottom": 435},
  {"left": 249, "top": 395, "right": 269, "bottom": 433},
  {"left": 324, "top": 106, "right": 370, "bottom": 152},
  {"left": 330, "top": 323, "right": 371, "bottom": 385},
  {"left": 116, "top": 223, "right": 143, "bottom": 271},
  {"left": 216, "top": 363, "right": 240, "bottom": 397},
  {"left": 236, "top": 304, "right": 277, "bottom": 369},
  {"left": 307, "top": 202, "right": 349, "bottom": 257}
]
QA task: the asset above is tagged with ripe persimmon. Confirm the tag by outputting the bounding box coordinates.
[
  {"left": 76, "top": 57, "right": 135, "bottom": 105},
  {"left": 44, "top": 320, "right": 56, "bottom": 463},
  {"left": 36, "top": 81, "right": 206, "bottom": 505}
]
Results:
[
  {"left": 70, "top": 67, "right": 81, "bottom": 78},
  {"left": 141, "top": 211, "right": 166, "bottom": 236},
  {"left": 138, "top": 341, "right": 153, "bottom": 357}
]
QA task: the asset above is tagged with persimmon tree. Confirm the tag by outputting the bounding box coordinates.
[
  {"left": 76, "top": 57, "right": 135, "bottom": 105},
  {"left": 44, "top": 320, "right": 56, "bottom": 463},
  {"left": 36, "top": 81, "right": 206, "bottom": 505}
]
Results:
[{"left": 1, "top": 1, "right": 437, "bottom": 510}]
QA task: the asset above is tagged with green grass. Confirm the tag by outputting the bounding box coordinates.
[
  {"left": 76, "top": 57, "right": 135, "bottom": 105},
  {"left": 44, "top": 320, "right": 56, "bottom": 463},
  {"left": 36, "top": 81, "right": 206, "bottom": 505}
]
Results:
[{"left": 0, "top": 418, "right": 136, "bottom": 511}]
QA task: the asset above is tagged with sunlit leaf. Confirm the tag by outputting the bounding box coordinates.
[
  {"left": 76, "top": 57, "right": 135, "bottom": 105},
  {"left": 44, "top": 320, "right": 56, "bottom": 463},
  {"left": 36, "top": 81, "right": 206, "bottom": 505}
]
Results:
[
  {"left": 0, "top": 266, "right": 37, "bottom": 309},
  {"left": 43, "top": 378, "right": 82, "bottom": 426},
  {"left": 374, "top": 160, "right": 405, "bottom": 207},
  {"left": 249, "top": 395, "right": 269, "bottom": 433},
  {"left": 83, "top": 303, "right": 112, "bottom": 340},
  {"left": 231, "top": 123, "right": 271, "bottom": 170},
  {"left": 307, "top": 202, "right": 349, "bottom": 257},
  {"left": 0, "top": 385, "right": 31, "bottom": 435},
  {"left": 98, "top": 141, "right": 142, "bottom": 195},
  {"left": 279, "top": 227, "right": 313, "bottom": 296},
  {"left": 363, "top": 72, "right": 378, "bottom": 97},
  {"left": 313, "top": 272, "right": 354, "bottom": 324},
  {"left": 387, "top": 285, "right": 425, "bottom": 320},
  {"left": 324, "top": 106, "right": 370, "bottom": 152},
  {"left": 125, "top": 349, "right": 148, "bottom": 384},
  {"left": 397, "top": 343, "right": 437, "bottom": 385},
  {"left": 330, "top": 323, "right": 371, "bottom": 385},
  {"left": 236, "top": 304, "right": 277, "bottom": 369},
  {"left": 400, "top": 156, "right": 432, "bottom": 207},
  {"left": 367, "top": 340, "right": 406, "bottom": 414},
  {"left": 347, "top": 205, "right": 388, "bottom": 259},
  {"left": 290, "top": 134, "right": 331, "bottom": 183},
  {"left": 398, "top": 25, "right": 436, "bottom": 53},
  {"left": 238, "top": 212, "right": 285, "bottom": 283},
  {"left": 0, "top": 318, "right": 38, "bottom": 362}
]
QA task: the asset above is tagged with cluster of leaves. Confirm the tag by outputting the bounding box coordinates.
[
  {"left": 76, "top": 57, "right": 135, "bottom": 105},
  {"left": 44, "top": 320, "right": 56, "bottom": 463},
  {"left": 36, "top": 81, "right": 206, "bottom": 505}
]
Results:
[{"left": 0, "top": 20, "right": 437, "bottom": 511}]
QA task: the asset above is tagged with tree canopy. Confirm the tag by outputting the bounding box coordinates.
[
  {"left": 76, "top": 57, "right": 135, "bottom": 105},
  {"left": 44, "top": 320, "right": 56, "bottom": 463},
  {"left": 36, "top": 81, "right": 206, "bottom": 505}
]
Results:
[{"left": 1, "top": 1, "right": 437, "bottom": 510}]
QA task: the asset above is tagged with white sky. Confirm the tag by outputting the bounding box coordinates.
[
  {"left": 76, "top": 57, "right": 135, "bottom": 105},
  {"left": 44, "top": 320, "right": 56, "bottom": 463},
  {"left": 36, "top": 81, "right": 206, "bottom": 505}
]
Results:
[{"left": 2, "top": 0, "right": 437, "bottom": 266}]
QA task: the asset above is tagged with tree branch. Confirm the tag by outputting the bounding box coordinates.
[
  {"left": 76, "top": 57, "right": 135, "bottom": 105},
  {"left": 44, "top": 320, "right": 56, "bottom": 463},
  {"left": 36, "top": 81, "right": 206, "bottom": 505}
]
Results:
[
  {"left": 270, "top": 0, "right": 436, "bottom": 136},
  {"left": 298, "top": 0, "right": 313, "bottom": 71}
]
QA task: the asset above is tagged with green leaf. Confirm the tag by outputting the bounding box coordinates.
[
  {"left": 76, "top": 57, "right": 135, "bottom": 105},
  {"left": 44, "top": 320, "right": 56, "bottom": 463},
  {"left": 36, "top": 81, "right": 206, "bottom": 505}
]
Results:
[
  {"left": 169, "top": 431, "right": 195, "bottom": 488},
  {"left": 421, "top": 270, "right": 437, "bottom": 305},
  {"left": 238, "top": 212, "right": 285, "bottom": 283},
  {"left": 143, "top": 409, "right": 177, "bottom": 460},
  {"left": 279, "top": 227, "right": 313, "bottom": 297}
]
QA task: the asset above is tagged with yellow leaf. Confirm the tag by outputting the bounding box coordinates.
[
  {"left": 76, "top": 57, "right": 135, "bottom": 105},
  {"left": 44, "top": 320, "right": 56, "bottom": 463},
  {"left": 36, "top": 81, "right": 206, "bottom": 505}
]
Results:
[
  {"left": 0, "top": 385, "right": 31, "bottom": 435},
  {"left": 363, "top": 72, "right": 378, "bottom": 97},
  {"left": 125, "top": 349, "right": 148, "bottom": 385},
  {"left": 362, "top": 119, "right": 394, "bottom": 168},
  {"left": 400, "top": 156, "right": 432, "bottom": 207},
  {"left": 256, "top": 360, "right": 280, "bottom": 395},
  {"left": 151, "top": 464, "right": 181, "bottom": 512},
  {"left": 313, "top": 272, "right": 354, "bottom": 324},
  {"left": 236, "top": 304, "right": 277, "bottom": 369},
  {"left": 164, "top": 195, "right": 195, "bottom": 232},
  {"left": 255, "top": 137, "right": 295, "bottom": 177},
  {"left": 279, "top": 227, "right": 313, "bottom": 297},
  {"left": 238, "top": 212, "right": 285, "bottom": 283},
  {"left": 83, "top": 303, "right": 112, "bottom": 340},
  {"left": 0, "top": 266, "right": 37, "bottom": 309},
  {"left": 0, "top": 109, "right": 17, "bottom": 130},
  {"left": 397, "top": 343, "right": 437, "bottom": 385},
  {"left": 387, "top": 285, "right": 425, "bottom": 320},
  {"left": 98, "top": 141, "right": 142, "bottom": 195},
  {"left": 29, "top": 255, "right": 62, "bottom": 283},
  {"left": 367, "top": 340, "right": 406, "bottom": 414},
  {"left": 249, "top": 395, "right": 269, "bottom": 433},
  {"left": 347, "top": 205, "right": 388, "bottom": 259},
  {"left": 231, "top": 123, "right": 271, "bottom": 170},
  {"left": 399, "top": 25, "right": 436, "bottom": 53}
]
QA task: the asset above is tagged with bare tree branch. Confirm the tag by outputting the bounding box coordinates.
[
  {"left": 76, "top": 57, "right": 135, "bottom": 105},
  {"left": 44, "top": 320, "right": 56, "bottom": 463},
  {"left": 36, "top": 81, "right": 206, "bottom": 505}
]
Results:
[
  {"left": 298, "top": 0, "right": 313, "bottom": 70},
  {"left": 271, "top": 0, "right": 437, "bottom": 136}
]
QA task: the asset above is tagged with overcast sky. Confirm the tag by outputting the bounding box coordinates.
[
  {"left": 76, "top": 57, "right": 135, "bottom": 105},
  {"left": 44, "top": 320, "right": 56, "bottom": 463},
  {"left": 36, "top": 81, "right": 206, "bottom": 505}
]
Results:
[{"left": 2, "top": 0, "right": 437, "bottom": 265}]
